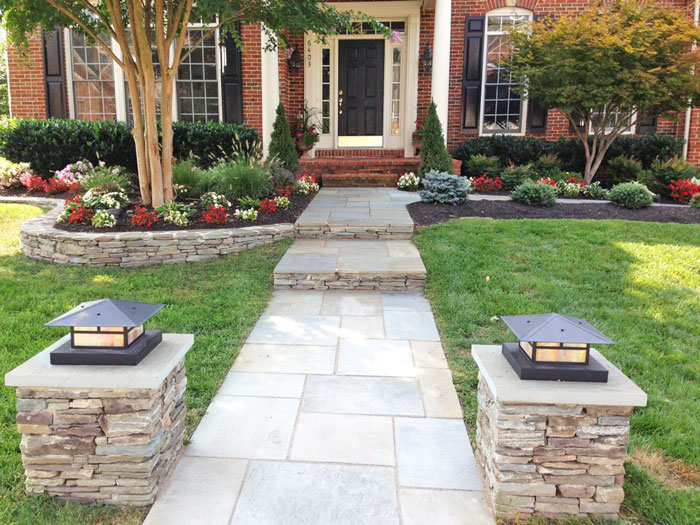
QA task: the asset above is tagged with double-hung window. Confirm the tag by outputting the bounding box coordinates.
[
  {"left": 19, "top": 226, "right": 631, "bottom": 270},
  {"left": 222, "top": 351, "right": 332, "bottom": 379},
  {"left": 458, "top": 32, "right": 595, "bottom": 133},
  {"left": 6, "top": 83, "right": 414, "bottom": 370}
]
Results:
[{"left": 480, "top": 8, "right": 531, "bottom": 135}]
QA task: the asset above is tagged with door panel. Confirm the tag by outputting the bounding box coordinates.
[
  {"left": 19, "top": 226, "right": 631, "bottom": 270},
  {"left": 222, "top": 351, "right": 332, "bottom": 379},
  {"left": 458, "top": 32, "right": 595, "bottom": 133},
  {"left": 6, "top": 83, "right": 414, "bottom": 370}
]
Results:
[{"left": 338, "top": 39, "right": 384, "bottom": 137}]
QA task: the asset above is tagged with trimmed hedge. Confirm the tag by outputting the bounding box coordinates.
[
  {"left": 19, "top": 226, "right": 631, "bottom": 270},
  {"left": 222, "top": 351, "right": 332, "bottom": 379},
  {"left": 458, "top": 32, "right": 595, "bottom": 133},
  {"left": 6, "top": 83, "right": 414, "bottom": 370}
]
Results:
[
  {"left": 0, "top": 118, "right": 260, "bottom": 177},
  {"left": 453, "top": 134, "right": 684, "bottom": 175}
]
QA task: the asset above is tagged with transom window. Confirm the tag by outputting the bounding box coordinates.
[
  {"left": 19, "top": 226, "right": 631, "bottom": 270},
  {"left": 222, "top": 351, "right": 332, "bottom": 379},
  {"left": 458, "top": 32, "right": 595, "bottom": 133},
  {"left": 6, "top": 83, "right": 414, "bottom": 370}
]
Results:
[{"left": 481, "top": 9, "right": 531, "bottom": 135}]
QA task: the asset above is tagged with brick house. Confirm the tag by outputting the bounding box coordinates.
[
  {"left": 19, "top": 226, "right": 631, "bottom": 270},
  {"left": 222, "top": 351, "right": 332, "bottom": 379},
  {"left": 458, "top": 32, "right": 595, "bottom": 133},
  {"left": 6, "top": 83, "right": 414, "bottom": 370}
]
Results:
[{"left": 7, "top": 0, "right": 700, "bottom": 183}]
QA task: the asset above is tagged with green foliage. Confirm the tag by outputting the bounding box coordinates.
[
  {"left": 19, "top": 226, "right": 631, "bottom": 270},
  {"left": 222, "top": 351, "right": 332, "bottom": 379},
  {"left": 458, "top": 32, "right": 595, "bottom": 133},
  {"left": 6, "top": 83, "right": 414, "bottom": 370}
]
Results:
[
  {"left": 209, "top": 160, "right": 270, "bottom": 201},
  {"left": 463, "top": 154, "right": 500, "bottom": 178},
  {"left": 418, "top": 102, "right": 452, "bottom": 178},
  {"left": 172, "top": 158, "right": 205, "bottom": 199},
  {"left": 0, "top": 119, "right": 260, "bottom": 177},
  {"left": 511, "top": 181, "right": 558, "bottom": 207},
  {"left": 499, "top": 164, "right": 533, "bottom": 191},
  {"left": 508, "top": 1, "right": 700, "bottom": 181},
  {"left": 0, "top": 204, "right": 290, "bottom": 525},
  {"left": 530, "top": 154, "right": 564, "bottom": 180},
  {"left": 639, "top": 157, "right": 699, "bottom": 196},
  {"left": 266, "top": 160, "right": 296, "bottom": 191},
  {"left": 155, "top": 200, "right": 195, "bottom": 217},
  {"left": 238, "top": 196, "right": 261, "bottom": 210},
  {"left": 609, "top": 182, "right": 654, "bottom": 209},
  {"left": 79, "top": 165, "right": 132, "bottom": 193},
  {"left": 413, "top": 218, "right": 700, "bottom": 524},
  {"left": 690, "top": 193, "right": 700, "bottom": 208},
  {"left": 419, "top": 171, "right": 469, "bottom": 205},
  {"left": 606, "top": 155, "right": 644, "bottom": 185},
  {"left": 453, "top": 134, "right": 683, "bottom": 175},
  {"left": 268, "top": 103, "right": 299, "bottom": 172},
  {"left": 581, "top": 181, "right": 609, "bottom": 199}
]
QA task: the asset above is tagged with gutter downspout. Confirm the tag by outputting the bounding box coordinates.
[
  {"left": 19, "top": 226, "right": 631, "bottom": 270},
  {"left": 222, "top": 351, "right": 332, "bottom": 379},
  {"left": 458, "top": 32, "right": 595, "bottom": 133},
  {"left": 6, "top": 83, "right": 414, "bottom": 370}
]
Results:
[{"left": 683, "top": 0, "right": 699, "bottom": 159}]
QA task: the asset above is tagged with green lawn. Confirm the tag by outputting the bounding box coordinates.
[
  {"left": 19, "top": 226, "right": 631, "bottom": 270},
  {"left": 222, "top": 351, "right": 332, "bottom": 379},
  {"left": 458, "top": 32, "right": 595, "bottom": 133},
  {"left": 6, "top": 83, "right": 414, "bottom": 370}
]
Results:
[
  {"left": 414, "top": 217, "right": 700, "bottom": 525},
  {"left": 0, "top": 203, "right": 290, "bottom": 525}
]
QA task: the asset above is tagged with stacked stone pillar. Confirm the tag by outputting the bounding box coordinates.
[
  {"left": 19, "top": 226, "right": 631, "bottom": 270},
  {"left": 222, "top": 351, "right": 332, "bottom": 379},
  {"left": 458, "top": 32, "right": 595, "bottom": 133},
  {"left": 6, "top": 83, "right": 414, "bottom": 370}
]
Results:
[
  {"left": 6, "top": 334, "right": 193, "bottom": 506},
  {"left": 472, "top": 345, "right": 647, "bottom": 521}
]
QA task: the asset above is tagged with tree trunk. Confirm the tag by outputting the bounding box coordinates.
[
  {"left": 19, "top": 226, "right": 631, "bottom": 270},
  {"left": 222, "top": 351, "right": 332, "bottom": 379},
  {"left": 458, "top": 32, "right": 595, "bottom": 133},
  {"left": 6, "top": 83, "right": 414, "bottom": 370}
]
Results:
[
  {"left": 160, "top": 72, "right": 175, "bottom": 203},
  {"left": 124, "top": 69, "right": 152, "bottom": 205}
]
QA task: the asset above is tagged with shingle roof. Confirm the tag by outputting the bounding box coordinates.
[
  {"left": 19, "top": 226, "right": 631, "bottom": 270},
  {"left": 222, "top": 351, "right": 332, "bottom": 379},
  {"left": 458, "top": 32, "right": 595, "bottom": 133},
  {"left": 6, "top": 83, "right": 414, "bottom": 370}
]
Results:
[
  {"left": 45, "top": 299, "right": 165, "bottom": 328},
  {"left": 501, "top": 313, "right": 614, "bottom": 345}
]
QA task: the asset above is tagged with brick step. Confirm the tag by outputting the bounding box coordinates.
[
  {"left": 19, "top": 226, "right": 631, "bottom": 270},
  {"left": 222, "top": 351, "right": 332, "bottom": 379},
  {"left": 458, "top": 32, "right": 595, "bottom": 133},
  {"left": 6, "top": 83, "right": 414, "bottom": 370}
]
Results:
[
  {"left": 300, "top": 157, "right": 420, "bottom": 187},
  {"left": 314, "top": 149, "right": 405, "bottom": 158}
]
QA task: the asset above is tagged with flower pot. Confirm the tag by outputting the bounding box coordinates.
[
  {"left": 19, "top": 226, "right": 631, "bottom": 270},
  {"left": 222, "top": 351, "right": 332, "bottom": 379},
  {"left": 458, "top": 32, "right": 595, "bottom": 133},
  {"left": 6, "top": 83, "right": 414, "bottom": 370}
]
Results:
[
  {"left": 451, "top": 158, "right": 463, "bottom": 176},
  {"left": 297, "top": 143, "right": 314, "bottom": 159}
]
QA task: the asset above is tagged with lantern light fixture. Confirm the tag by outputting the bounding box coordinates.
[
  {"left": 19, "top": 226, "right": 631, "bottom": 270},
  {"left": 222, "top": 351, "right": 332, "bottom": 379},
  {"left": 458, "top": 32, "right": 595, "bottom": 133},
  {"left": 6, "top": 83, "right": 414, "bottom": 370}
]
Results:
[
  {"left": 500, "top": 313, "right": 613, "bottom": 382},
  {"left": 45, "top": 299, "right": 165, "bottom": 366},
  {"left": 288, "top": 48, "right": 303, "bottom": 74},
  {"left": 421, "top": 46, "right": 433, "bottom": 74}
]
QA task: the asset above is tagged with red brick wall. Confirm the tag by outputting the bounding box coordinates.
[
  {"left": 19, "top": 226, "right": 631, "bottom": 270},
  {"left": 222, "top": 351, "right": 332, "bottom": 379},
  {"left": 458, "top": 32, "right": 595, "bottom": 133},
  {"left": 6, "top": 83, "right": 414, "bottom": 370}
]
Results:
[
  {"left": 416, "top": 8, "right": 435, "bottom": 131},
  {"left": 8, "top": 31, "right": 48, "bottom": 119}
]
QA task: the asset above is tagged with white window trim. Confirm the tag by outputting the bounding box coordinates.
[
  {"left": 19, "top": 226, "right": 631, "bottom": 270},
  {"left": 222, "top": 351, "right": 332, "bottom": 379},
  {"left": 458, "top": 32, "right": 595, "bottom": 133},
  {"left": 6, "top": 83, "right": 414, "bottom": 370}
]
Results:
[
  {"left": 64, "top": 26, "right": 222, "bottom": 123},
  {"left": 479, "top": 7, "right": 532, "bottom": 137},
  {"left": 588, "top": 108, "right": 636, "bottom": 136}
]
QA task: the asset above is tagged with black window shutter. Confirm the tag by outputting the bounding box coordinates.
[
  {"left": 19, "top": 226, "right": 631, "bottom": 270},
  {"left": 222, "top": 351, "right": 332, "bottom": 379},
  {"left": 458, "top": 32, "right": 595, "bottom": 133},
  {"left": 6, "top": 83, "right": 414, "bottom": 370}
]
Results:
[
  {"left": 461, "top": 16, "right": 484, "bottom": 131},
  {"left": 527, "top": 15, "right": 550, "bottom": 132},
  {"left": 636, "top": 107, "right": 657, "bottom": 134},
  {"left": 221, "top": 23, "right": 244, "bottom": 124},
  {"left": 42, "top": 27, "right": 67, "bottom": 118}
]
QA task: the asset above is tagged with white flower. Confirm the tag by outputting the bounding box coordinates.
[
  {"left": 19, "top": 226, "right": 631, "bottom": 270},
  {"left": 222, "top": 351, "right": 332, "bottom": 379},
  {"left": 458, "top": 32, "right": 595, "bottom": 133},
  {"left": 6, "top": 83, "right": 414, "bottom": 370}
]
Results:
[
  {"left": 91, "top": 210, "right": 117, "bottom": 228},
  {"left": 274, "top": 196, "right": 291, "bottom": 209},
  {"left": 201, "top": 192, "right": 232, "bottom": 208},
  {"left": 163, "top": 210, "right": 189, "bottom": 226},
  {"left": 397, "top": 171, "right": 420, "bottom": 190},
  {"left": 234, "top": 208, "right": 258, "bottom": 221}
]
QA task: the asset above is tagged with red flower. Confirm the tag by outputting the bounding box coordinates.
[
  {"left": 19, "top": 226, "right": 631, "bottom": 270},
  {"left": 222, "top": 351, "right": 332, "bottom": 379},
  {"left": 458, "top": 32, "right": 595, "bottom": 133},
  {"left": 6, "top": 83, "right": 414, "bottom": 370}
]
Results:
[
  {"left": 23, "top": 175, "right": 48, "bottom": 192},
  {"left": 44, "top": 178, "right": 70, "bottom": 194},
  {"left": 669, "top": 178, "right": 700, "bottom": 204},
  {"left": 131, "top": 206, "right": 159, "bottom": 227},
  {"left": 472, "top": 175, "right": 503, "bottom": 192},
  {"left": 258, "top": 197, "right": 278, "bottom": 214},
  {"left": 202, "top": 205, "right": 227, "bottom": 225},
  {"left": 67, "top": 205, "right": 94, "bottom": 224}
]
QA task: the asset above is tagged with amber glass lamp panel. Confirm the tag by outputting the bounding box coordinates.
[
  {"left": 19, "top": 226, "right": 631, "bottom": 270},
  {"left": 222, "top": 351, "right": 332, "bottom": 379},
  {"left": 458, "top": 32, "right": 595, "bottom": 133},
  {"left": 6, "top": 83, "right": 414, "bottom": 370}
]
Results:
[
  {"left": 519, "top": 341, "right": 588, "bottom": 364},
  {"left": 71, "top": 326, "right": 126, "bottom": 348}
]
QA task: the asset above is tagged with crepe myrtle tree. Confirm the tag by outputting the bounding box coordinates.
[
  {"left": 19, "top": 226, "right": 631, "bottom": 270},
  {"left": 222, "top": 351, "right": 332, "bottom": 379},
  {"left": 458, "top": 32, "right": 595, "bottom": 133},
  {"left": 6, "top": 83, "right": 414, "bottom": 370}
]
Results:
[
  {"left": 508, "top": 0, "right": 700, "bottom": 184},
  {"left": 0, "top": 1, "right": 387, "bottom": 206}
]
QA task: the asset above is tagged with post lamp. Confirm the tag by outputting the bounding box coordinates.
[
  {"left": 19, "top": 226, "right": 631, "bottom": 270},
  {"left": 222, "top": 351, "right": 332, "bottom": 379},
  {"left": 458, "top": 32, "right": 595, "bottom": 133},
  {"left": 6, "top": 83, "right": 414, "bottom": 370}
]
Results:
[
  {"left": 501, "top": 313, "right": 613, "bottom": 382},
  {"left": 45, "top": 299, "right": 165, "bottom": 366}
]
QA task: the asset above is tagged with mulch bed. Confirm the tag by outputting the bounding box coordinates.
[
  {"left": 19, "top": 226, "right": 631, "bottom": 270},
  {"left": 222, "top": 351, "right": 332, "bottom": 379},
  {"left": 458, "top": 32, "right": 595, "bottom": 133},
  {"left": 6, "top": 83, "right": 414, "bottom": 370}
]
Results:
[
  {"left": 0, "top": 188, "right": 72, "bottom": 199},
  {"left": 53, "top": 195, "right": 314, "bottom": 233},
  {"left": 408, "top": 199, "right": 700, "bottom": 227}
]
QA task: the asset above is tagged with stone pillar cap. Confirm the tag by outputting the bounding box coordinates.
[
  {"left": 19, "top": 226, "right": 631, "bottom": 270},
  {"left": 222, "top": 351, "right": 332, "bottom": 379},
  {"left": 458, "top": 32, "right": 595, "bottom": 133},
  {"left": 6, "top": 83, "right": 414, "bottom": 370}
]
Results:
[
  {"left": 472, "top": 345, "right": 647, "bottom": 407},
  {"left": 5, "top": 333, "right": 193, "bottom": 390}
]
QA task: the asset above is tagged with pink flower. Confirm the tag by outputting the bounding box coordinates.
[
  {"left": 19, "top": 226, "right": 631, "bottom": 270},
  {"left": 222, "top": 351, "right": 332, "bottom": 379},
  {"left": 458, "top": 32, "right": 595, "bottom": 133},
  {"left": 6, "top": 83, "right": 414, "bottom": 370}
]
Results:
[{"left": 390, "top": 30, "right": 402, "bottom": 44}]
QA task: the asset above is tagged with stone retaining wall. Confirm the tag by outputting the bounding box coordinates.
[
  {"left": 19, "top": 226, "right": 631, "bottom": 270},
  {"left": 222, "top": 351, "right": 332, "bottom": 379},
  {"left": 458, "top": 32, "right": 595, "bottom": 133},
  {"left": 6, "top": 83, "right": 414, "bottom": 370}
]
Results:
[
  {"left": 274, "top": 272, "right": 425, "bottom": 291},
  {"left": 294, "top": 225, "right": 413, "bottom": 240},
  {"left": 16, "top": 361, "right": 186, "bottom": 506},
  {"left": 3, "top": 197, "right": 293, "bottom": 267},
  {"left": 476, "top": 376, "right": 629, "bottom": 521}
]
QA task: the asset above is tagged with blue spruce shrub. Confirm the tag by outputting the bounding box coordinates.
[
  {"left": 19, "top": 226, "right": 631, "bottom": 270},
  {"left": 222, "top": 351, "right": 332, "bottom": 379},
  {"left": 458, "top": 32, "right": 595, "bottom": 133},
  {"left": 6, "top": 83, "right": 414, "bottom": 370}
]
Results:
[{"left": 419, "top": 170, "right": 470, "bottom": 205}]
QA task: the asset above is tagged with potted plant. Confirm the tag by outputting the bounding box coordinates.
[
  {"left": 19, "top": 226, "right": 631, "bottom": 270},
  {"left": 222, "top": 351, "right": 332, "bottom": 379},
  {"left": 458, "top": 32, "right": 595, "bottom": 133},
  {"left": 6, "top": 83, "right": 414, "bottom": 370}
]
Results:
[
  {"left": 412, "top": 118, "right": 425, "bottom": 154},
  {"left": 294, "top": 103, "right": 321, "bottom": 158}
]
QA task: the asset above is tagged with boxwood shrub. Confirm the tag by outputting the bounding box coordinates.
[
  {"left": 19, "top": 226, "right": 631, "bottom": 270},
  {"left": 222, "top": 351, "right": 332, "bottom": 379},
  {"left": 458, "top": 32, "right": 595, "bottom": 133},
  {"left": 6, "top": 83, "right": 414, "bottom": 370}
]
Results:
[
  {"left": 511, "top": 181, "right": 557, "bottom": 207},
  {"left": 453, "top": 134, "right": 684, "bottom": 175},
  {"left": 608, "top": 182, "right": 654, "bottom": 209},
  {"left": 0, "top": 118, "right": 260, "bottom": 177}
]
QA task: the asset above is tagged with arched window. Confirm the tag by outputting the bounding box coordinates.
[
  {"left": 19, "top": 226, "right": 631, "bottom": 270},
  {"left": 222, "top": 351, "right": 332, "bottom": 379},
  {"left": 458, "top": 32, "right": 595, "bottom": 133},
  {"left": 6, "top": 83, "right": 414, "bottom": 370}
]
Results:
[{"left": 480, "top": 8, "right": 531, "bottom": 135}]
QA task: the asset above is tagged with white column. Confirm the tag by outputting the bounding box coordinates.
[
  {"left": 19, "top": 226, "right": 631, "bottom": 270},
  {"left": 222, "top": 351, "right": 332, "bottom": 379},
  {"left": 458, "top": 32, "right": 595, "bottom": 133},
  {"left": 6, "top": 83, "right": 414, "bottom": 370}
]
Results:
[
  {"left": 431, "top": 0, "right": 452, "bottom": 143},
  {"left": 261, "top": 28, "right": 280, "bottom": 158}
]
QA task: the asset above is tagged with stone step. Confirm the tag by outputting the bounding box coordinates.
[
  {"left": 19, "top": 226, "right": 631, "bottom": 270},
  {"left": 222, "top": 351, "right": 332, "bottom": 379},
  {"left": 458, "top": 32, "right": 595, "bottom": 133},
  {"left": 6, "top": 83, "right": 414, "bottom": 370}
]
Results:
[
  {"left": 294, "top": 187, "right": 419, "bottom": 240},
  {"left": 299, "top": 156, "right": 420, "bottom": 188},
  {"left": 273, "top": 239, "right": 426, "bottom": 291}
]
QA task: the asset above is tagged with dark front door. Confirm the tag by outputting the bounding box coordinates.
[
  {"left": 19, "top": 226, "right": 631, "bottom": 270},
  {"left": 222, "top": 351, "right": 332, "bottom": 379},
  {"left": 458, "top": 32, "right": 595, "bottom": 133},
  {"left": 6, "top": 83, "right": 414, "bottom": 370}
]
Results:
[
  {"left": 338, "top": 39, "right": 384, "bottom": 137},
  {"left": 221, "top": 28, "right": 244, "bottom": 124}
]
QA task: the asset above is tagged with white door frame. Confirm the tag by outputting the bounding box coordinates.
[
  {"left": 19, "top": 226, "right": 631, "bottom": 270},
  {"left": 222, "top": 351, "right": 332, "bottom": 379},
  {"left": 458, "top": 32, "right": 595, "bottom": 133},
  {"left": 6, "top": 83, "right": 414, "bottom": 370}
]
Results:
[{"left": 304, "top": 1, "right": 421, "bottom": 157}]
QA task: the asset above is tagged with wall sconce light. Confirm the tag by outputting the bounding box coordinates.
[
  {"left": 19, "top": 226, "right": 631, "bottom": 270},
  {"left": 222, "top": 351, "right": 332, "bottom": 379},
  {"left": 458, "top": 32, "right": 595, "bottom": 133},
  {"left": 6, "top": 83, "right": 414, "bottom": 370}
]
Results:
[
  {"left": 422, "top": 46, "right": 433, "bottom": 74},
  {"left": 288, "top": 48, "right": 303, "bottom": 74},
  {"left": 500, "top": 313, "right": 614, "bottom": 382}
]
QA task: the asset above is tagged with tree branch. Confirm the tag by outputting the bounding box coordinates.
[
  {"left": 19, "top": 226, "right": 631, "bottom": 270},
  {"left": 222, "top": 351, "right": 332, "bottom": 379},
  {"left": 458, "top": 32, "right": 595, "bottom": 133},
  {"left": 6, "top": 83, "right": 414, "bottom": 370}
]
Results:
[
  {"left": 45, "top": 0, "right": 124, "bottom": 69},
  {"left": 178, "top": 15, "right": 238, "bottom": 65},
  {"left": 77, "top": 0, "right": 118, "bottom": 41}
]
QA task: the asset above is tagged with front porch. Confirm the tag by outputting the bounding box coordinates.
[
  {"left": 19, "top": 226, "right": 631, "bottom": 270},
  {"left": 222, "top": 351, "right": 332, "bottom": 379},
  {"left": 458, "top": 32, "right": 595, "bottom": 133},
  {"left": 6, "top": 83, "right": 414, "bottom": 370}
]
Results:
[{"left": 300, "top": 150, "right": 420, "bottom": 186}]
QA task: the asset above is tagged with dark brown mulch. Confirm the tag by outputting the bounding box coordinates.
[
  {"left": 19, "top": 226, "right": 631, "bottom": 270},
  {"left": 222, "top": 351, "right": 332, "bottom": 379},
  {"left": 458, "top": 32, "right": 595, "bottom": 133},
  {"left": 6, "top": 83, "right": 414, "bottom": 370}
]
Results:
[
  {"left": 407, "top": 199, "right": 700, "bottom": 227},
  {"left": 54, "top": 195, "right": 314, "bottom": 233}
]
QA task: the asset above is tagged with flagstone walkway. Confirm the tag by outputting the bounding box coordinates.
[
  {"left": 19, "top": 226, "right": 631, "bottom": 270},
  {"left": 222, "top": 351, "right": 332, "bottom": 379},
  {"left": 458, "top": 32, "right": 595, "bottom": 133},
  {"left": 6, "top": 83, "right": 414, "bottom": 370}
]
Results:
[{"left": 144, "top": 189, "right": 492, "bottom": 525}]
